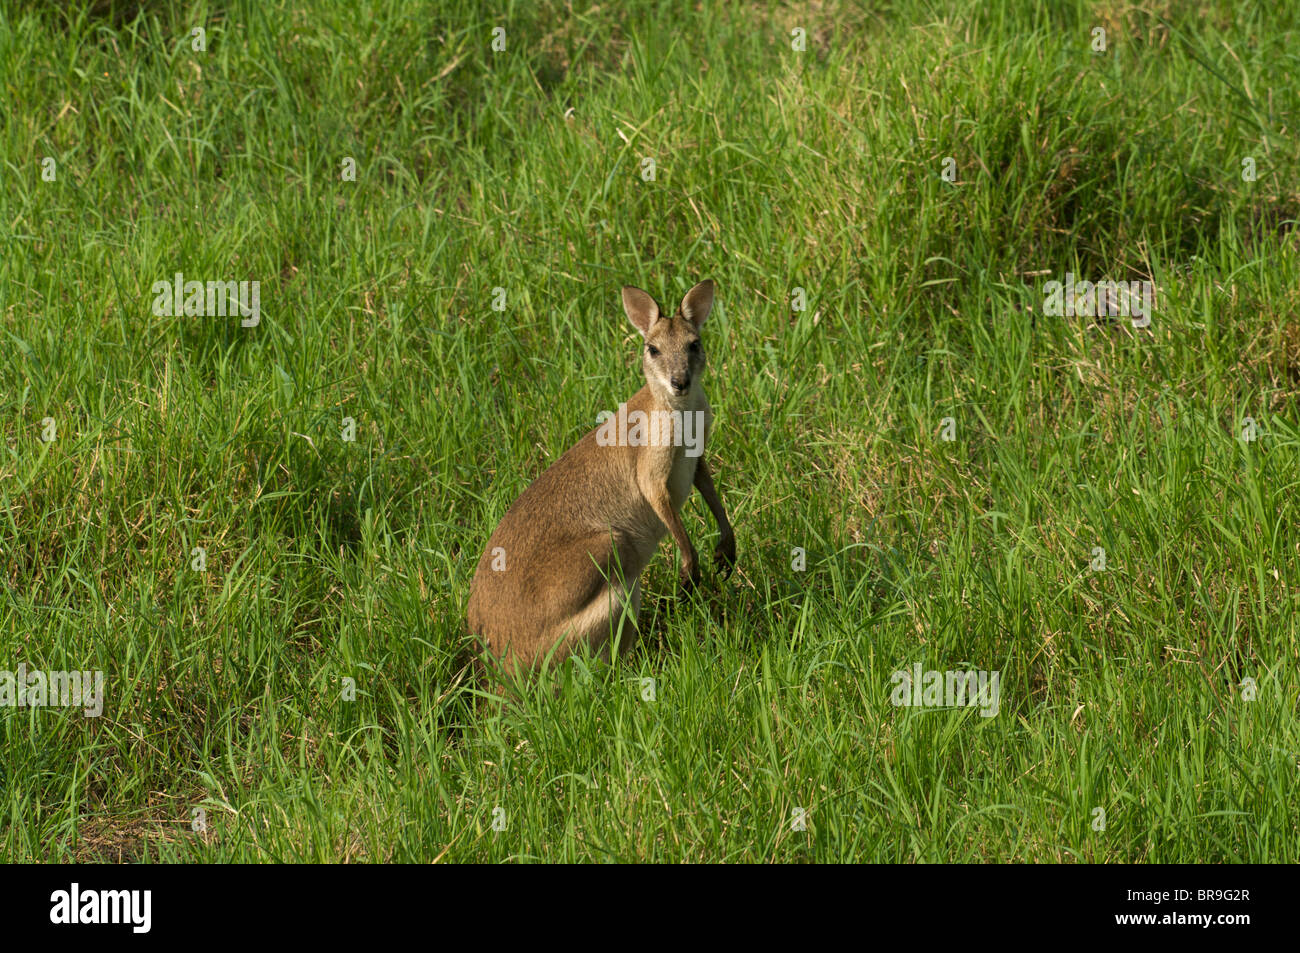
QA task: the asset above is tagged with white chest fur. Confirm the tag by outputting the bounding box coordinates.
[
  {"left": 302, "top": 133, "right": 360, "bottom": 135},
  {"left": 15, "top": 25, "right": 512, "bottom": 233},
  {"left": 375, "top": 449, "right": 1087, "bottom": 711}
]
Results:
[{"left": 664, "top": 390, "right": 711, "bottom": 510}]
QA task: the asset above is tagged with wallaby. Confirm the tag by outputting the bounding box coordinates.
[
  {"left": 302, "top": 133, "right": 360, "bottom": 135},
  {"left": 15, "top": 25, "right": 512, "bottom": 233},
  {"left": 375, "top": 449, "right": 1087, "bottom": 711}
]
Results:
[{"left": 466, "top": 279, "right": 736, "bottom": 675}]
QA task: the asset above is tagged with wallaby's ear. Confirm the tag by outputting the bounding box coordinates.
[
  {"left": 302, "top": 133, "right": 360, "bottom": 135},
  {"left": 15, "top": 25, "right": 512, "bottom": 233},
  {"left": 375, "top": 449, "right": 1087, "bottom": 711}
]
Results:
[
  {"left": 622, "top": 286, "right": 661, "bottom": 337},
  {"left": 679, "top": 280, "right": 715, "bottom": 328}
]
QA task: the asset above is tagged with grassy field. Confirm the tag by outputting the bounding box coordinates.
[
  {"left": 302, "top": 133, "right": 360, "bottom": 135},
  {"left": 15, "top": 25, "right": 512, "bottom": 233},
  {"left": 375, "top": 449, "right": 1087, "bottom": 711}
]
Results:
[{"left": 1, "top": 0, "right": 1298, "bottom": 863}]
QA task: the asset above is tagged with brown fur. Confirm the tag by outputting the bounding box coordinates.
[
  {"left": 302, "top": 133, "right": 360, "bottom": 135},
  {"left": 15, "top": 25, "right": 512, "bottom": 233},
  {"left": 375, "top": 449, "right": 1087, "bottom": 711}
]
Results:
[{"left": 466, "top": 280, "right": 736, "bottom": 675}]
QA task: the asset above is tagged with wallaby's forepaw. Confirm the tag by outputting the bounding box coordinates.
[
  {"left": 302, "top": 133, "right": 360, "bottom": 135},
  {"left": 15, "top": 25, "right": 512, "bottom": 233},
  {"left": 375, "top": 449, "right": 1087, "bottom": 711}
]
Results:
[
  {"left": 714, "top": 533, "right": 736, "bottom": 578},
  {"left": 679, "top": 559, "right": 701, "bottom": 596}
]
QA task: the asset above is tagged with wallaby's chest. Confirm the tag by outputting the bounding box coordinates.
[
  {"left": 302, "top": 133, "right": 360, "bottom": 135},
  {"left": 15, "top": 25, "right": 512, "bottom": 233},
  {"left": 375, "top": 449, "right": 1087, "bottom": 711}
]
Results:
[
  {"left": 666, "top": 449, "right": 699, "bottom": 510},
  {"left": 629, "top": 390, "right": 711, "bottom": 518},
  {"left": 664, "top": 395, "right": 711, "bottom": 510}
]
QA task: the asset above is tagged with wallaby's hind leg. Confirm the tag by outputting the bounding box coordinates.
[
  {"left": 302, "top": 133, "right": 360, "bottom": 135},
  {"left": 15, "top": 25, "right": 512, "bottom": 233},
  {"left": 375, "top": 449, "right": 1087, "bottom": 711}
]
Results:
[
  {"left": 612, "top": 576, "right": 643, "bottom": 660},
  {"left": 545, "top": 577, "right": 641, "bottom": 667}
]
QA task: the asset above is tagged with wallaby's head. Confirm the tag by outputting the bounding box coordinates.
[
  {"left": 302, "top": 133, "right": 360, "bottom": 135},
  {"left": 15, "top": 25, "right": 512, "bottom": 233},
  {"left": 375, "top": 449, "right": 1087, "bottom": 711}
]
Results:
[{"left": 621, "top": 280, "right": 715, "bottom": 403}]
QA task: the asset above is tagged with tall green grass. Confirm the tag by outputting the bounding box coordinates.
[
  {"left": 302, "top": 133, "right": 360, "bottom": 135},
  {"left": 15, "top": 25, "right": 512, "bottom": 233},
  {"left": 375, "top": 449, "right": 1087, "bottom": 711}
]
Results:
[{"left": 1, "top": 0, "right": 1297, "bottom": 861}]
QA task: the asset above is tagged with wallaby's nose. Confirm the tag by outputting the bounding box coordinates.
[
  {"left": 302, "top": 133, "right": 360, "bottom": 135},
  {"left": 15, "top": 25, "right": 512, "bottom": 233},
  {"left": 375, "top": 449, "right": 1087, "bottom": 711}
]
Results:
[{"left": 670, "top": 373, "right": 690, "bottom": 393}]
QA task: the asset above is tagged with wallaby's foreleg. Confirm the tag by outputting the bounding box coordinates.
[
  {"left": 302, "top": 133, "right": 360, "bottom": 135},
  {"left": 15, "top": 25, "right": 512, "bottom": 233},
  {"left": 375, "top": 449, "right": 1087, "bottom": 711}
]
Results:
[
  {"left": 694, "top": 456, "right": 736, "bottom": 577},
  {"left": 646, "top": 487, "right": 700, "bottom": 593}
]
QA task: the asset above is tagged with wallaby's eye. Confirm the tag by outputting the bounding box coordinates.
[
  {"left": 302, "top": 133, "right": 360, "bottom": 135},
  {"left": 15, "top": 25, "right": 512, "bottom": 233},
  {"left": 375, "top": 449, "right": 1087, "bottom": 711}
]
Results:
[
  {"left": 689, "top": 340, "right": 701, "bottom": 353},
  {"left": 647, "top": 345, "right": 660, "bottom": 358}
]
